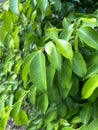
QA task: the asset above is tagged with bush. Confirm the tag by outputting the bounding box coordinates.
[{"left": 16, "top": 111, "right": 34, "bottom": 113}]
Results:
[{"left": 0, "top": 0, "right": 98, "bottom": 129}]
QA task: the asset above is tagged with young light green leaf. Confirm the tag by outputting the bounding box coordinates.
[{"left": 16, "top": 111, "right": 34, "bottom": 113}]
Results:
[
  {"left": 11, "top": 100, "right": 22, "bottom": 122},
  {"left": 36, "top": 0, "right": 49, "bottom": 14},
  {"left": 55, "top": 39, "right": 73, "bottom": 62},
  {"left": 29, "top": 51, "right": 47, "bottom": 91},
  {"left": 19, "top": 110, "right": 29, "bottom": 126},
  {"left": 9, "top": 0, "right": 19, "bottom": 15},
  {"left": 46, "top": 27, "right": 58, "bottom": 40},
  {"left": 82, "top": 75, "right": 98, "bottom": 99},
  {"left": 45, "top": 42, "right": 62, "bottom": 70},
  {"left": 37, "top": 93, "right": 48, "bottom": 114},
  {"left": 72, "top": 52, "right": 87, "bottom": 77},
  {"left": 78, "top": 26, "right": 98, "bottom": 50}
]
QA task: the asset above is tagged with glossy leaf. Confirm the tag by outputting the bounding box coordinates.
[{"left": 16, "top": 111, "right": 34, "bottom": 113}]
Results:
[
  {"left": 29, "top": 51, "right": 47, "bottom": 91},
  {"left": 45, "top": 42, "right": 62, "bottom": 70},
  {"left": 82, "top": 75, "right": 98, "bottom": 99},
  {"left": 72, "top": 52, "right": 87, "bottom": 77},
  {"left": 78, "top": 26, "right": 98, "bottom": 50},
  {"left": 55, "top": 39, "right": 73, "bottom": 62},
  {"left": 9, "top": 0, "right": 19, "bottom": 15}
]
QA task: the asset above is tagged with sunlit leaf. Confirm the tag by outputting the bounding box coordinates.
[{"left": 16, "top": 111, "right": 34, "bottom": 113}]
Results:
[
  {"left": 55, "top": 39, "right": 73, "bottom": 62},
  {"left": 82, "top": 75, "right": 98, "bottom": 99},
  {"left": 29, "top": 51, "right": 47, "bottom": 91},
  {"left": 9, "top": 0, "right": 19, "bottom": 15},
  {"left": 78, "top": 26, "right": 98, "bottom": 50}
]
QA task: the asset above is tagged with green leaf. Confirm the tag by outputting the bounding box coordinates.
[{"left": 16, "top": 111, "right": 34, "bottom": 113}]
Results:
[
  {"left": 72, "top": 52, "right": 87, "bottom": 77},
  {"left": 28, "top": 85, "right": 37, "bottom": 105},
  {"left": 87, "top": 118, "right": 98, "bottom": 130},
  {"left": 82, "top": 75, "right": 98, "bottom": 99},
  {"left": 46, "top": 65, "right": 55, "bottom": 88},
  {"left": 55, "top": 39, "right": 73, "bottom": 62},
  {"left": 37, "top": 93, "right": 48, "bottom": 114},
  {"left": 57, "top": 102, "right": 67, "bottom": 118},
  {"left": 9, "top": 0, "right": 19, "bottom": 15},
  {"left": 45, "top": 42, "right": 62, "bottom": 70},
  {"left": 59, "top": 61, "right": 73, "bottom": 98},
  {"left": 79, "top": 125, "right": 87, "bottom": 130},
  {"left": 29, "top": 51, "right": 47, "bottom": 91},
  {"left": 85, "top": 63, "right": 98, "bottom": 79},
  {"left": 80, "top": 103, "right": 92, "bottom": 125},
  {"left": 36, "top": 0, "right": 49, "bottom": 15},
  {"left": 15, "top": 89, "right": 26, "bottom": 101},
  {"left": 22, "top": 52, "right": 35, "bottom": 82},
  {"left": 53, "top": 0, "right": 62, "bottom": 11},
  {"left": 46, "top": 27, "right": 59, "bottom": 40},
  {"left": 59, "top": 119, "right": 70, "bottom": 127},
  {"left": 77, "top": 26, "right": 98, "bottom": 50},
  {"left": 62, "top": 18, "right": 70, "bottom": 29},
  {"left": 60, "top": 28, "right": 73, "bottom": 41},
  {"left": 44, "top": 105, "right": 57, "bottom": 125},
  {"left": 62, "top": 127, "right": 74, "bottom": 130},
  {"left": 11, "top": 100, "right": 22, "bottom": 123},
  {"left": 19, "top": 110, "right": 29, "bottom": 126}
]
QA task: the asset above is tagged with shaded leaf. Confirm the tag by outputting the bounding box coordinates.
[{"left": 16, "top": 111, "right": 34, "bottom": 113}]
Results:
[
  {"left": 72, "top": 52, "right": 87, "bottom": 77},
  {"left": 37, "top": 93, "right": 48, "bottom": 114},
  {"left": 80, "top": 103, "right": 92, "bottom": 125},
  {"left": 87, "top": 118, "right": 98, "bottom": 130}
]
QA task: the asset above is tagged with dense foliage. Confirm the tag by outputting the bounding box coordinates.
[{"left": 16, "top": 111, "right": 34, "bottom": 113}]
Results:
[{"left": 0, "top": 0, "right": 98, "bottom": 129}]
